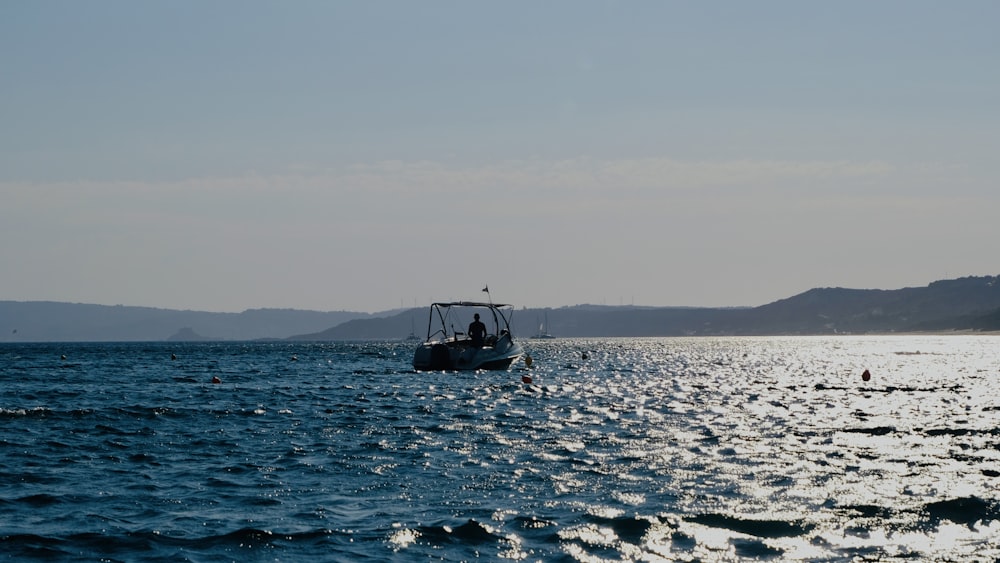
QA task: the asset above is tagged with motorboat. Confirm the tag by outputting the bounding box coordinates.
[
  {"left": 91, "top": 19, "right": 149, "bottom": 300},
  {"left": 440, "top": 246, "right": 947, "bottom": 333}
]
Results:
[{"left": 412, "top": 301, "right": 523, "bottom": 370}]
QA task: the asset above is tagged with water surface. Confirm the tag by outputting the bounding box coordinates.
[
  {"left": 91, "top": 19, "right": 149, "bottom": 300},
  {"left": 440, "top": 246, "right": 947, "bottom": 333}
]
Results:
[{"left": 2, "top": 336, "right": 999, "bottom": 560}]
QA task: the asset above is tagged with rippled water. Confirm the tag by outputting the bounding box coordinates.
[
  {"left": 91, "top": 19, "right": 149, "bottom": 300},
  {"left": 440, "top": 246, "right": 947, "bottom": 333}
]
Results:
[{"left": 2, "top": 336, "right": 1000, "bottom": 561}]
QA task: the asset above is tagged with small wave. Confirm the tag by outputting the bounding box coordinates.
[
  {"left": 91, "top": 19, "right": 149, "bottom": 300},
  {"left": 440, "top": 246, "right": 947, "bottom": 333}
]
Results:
[
  {"left": 876, "top": 384, "right": 959, "bottom": 394},
  {"left": 837, "top": 503, "right": 897, "bottom": 520},
  {"left": 732, "top": 537, "right": 784, "bottom": 558},
  {"left": 924, "top": 496, "right": 1000, "bottom": 528},
  {"left": 416, "top": 519, "right": 500, "bottom": 545},
  {"left": 583, "top": 514, "right": 656, "bottom": 544},
  {"left": 924, "top": 427, "right": 1000, "bottom": 437},
  {"left": 16, "top": 494, "right": 63, "bottom": 507},
  {"left": 839, "top": 497, "right": 1000, "bottom": 533},
  {"left": 687, "top": 513, "right": 814, "bottom": 538},
  {"left": 814, "top": 383, "right": 848, "bottom": 391},
  {"left": 840, "top": 426, "right": 896, "bottom": 436},
  {"left": 188, "top": 527, "right": 292, "bottom": 547},
  {"left": 204, "top": 476, "right": 245, "bottom": 489}
]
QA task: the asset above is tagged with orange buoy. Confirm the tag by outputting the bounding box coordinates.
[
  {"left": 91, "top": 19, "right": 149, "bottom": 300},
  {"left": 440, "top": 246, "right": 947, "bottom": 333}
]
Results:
[
  {"left": 212, "top": 376, "right": 221, "bottom": 384},
  {"left": 861, "top": 369, "right": 871, "bottom": 382}
]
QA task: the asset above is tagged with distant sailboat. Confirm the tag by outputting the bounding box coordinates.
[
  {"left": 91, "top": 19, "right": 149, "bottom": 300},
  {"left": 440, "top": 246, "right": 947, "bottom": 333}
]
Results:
[
  {"left": 404, "top": 317, "right": 421, "bottom": 341},
  {"left": 530, "top": 311, "right": 555, "bottom": 340}
]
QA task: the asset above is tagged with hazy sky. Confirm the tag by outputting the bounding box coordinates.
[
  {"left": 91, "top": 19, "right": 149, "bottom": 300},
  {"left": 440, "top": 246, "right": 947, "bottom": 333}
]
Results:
[{"left": 2, "top": 1, "right": 997, "bottom": 313}]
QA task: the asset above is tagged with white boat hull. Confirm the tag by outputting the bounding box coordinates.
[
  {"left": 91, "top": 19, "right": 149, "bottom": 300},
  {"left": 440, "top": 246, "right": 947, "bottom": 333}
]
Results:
[{"left": 413, "top": 332, "right": 523, "bottom": 371}]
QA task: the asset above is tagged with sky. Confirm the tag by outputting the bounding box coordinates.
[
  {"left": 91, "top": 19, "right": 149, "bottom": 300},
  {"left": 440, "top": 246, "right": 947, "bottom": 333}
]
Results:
[{"left": 2, "top": 1, "right": 998, "bottom": 313}]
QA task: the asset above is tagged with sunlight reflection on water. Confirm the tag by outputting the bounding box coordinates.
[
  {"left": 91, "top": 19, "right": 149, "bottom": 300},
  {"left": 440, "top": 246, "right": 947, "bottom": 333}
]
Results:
[{"left": 516, "top": 335, "right": 1000, "bottom": 560}]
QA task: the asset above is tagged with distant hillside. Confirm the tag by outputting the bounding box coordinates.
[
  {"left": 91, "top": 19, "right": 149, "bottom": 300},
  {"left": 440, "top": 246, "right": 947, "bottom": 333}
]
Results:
[
  {"left": 290, "top": 275, "right": 1000, "bottom": 340},
  {"left": 4, "top": 276, "right": 999, "bottom": 342},
  {"left": 0, "top": 302, "right": 374, "bottom": 342},
  {"left": 294, "top": 309, "right": 427, "bottom": 341},
  {"left": 739, "top": 276, "right": 1000, "bottom": 334}
]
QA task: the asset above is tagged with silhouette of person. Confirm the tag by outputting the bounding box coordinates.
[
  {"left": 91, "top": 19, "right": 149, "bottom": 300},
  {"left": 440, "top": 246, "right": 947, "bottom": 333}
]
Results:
[{"left": 468, "top": 313, "right": 487, "bottom": 348}]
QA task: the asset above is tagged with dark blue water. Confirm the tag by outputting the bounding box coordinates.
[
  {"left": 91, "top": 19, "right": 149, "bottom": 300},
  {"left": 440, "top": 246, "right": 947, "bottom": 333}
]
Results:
[{"left": 3, "top": 336, "right": 1000, "bottom": 561}]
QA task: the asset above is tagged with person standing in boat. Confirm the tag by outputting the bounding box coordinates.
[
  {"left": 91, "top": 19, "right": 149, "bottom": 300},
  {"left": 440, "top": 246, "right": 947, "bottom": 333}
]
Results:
[{"left": 468, "top": 313, "right": 487, "bottom": 348}]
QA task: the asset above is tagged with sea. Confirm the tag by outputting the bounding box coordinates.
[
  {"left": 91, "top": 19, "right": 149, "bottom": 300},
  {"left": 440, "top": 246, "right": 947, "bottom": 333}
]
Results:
[{"left": 2, "top": 335, "right": 1000, "bottom": 562}]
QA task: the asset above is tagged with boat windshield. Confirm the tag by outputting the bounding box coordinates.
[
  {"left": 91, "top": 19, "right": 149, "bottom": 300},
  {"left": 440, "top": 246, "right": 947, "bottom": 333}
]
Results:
[{"left": 425, "top": 302, "right": 514, "bottom": 341}]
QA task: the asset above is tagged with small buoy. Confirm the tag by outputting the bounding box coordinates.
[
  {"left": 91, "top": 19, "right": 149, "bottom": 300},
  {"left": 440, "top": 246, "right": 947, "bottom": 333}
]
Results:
[
  {"left": 522, "top": 375, "right": 533, "bottom": 384},
  {"left": 171, "top": 353, "right": 177, "bottom": 361},
  {"left": 212, "top": 376, "right": 221, "bottom": 384},
  {"left": 524, "top": 355, "right": 533, "bottom": 368},
  {"left": 862, "top": 369, "right": 871, "bottom": 382},
  {"left": 61, "top": 354, "right": 66, "bottom": 360},
  {"left": 291, "top": 355, "right": 298, "bottom": 362},
  {"left": 581, "top": 352, "right": 588, "bottom": 360}
]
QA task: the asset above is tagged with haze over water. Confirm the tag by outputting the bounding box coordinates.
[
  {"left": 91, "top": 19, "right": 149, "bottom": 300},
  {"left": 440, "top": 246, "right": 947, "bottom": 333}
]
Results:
[{"left": 2, "top": 336, "right": 999, "bottom": 561}]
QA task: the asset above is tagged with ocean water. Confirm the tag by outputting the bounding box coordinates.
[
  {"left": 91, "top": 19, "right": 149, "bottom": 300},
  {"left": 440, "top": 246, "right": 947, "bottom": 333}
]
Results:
[{"left": 2, "top": 336, "right": 1000, "bottom": 561}]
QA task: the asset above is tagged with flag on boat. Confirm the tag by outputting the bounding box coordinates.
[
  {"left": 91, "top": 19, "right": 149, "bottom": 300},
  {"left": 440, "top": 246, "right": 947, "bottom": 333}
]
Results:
[{"left": 482, "top": 286, "right": 489, "bottom": 293}]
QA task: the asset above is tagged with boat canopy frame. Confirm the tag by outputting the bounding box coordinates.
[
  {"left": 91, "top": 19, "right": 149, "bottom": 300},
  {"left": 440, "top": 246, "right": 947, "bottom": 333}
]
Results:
[{"left": 423, "top": 301, "right": 515, "bottom": 342}]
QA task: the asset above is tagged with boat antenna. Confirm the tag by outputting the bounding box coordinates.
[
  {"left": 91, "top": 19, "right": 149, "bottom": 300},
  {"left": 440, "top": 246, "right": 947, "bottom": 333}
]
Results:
[{"left": 482, "top": 284, "right": 492, "bottom": 305}]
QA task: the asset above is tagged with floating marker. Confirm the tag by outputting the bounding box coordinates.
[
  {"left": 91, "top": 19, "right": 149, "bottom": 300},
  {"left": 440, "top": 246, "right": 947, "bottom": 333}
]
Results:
[
  {"left": 581, "top": 352, "right": 589, "bottom": 360},
  {"left": 524, "top": 355, "right": 533, "bottom": 368},
  {"left": 522, "top": 375, "right": 533, "bottom": 384},
  {"left": 171, "top": 353, "right": 177, "bottom": 361},
  {"left": 212, "top": 376, "right": 221, "bottom": 384},
  {"left": 862, "top": 369, "right": 871, "bottom": 382}
]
